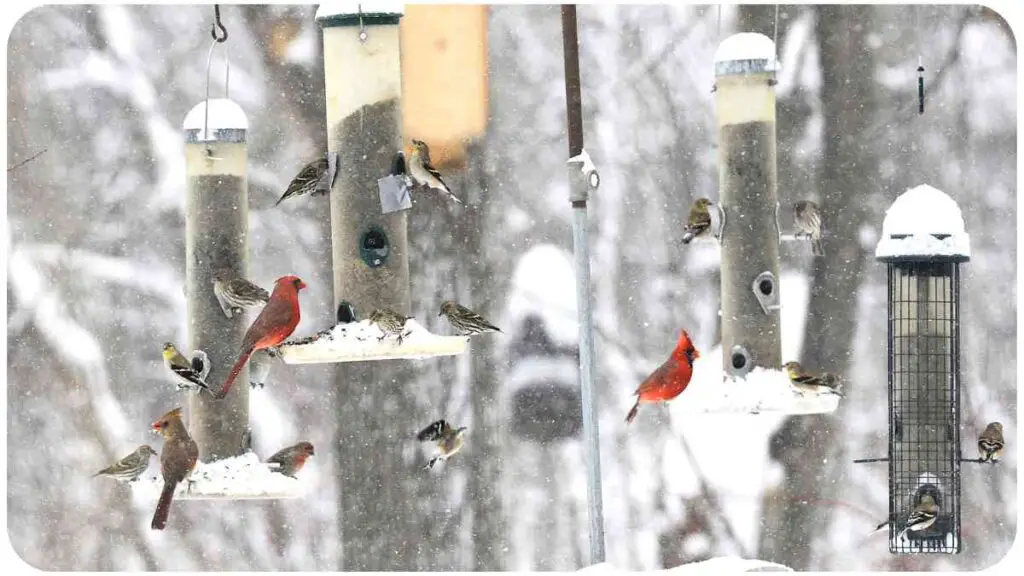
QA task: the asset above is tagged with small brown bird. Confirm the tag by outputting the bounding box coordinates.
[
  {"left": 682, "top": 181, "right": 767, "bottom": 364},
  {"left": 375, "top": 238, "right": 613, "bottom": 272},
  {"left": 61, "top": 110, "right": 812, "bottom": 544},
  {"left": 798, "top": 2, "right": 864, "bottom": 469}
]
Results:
[
  {"left": 265, "top": 441, "right": 316, "bottom": 478},
  {"left": 150, "top": 407, "right": 199, "bottom": 531},
  {"left": 439, "top": 300, "right": 501, "bottom": 336},
  {"left": 871, "top": 493, "right": 939, "bottom": 538},
  {"left": 408, "top": 139, "right": 463, "bottom": 204},
  {"left": 416, "top": 419, "right": 467, "bottom": 469},
  {"left": 275, "top": 156, "right": 330, "bottom": 206},
  {"left": 783, "top": 361, "right": 843, "bottom": 397},
  {"left": 212, "top": 269, "right": 270, "bottom": 319},
  {"left": 93, "top": 445, "right": 157, "bottom": 483},
  {"left": 162, "top": 343, "right": 213, "bottom": 395},
  {"left": 793, "top": 200, "right": 824, "bottom": 257},
  {"left": 368, "top": 308, "right": 413, "bottom": 345},
  {"left": 978, "top": 422, "right": 1005, "bottom": 463},
  {"left": 681, "top": 198, "right": 713, "bottom": 244}
]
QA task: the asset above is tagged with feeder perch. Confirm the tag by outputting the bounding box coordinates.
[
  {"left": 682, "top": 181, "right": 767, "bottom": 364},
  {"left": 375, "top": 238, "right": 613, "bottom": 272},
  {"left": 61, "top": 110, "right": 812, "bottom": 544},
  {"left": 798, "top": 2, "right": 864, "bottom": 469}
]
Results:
[
  {"left": 131, "top": 452, "right": 308, "bottom": 500},
  {"left": 276, "top": 318, "right": 467, "bottom": 365},
  {"left": 875, "top": 184, "right": 970, "bottom": 554},
  {"left": 751, "top": 271, "right": 780, "bottom": 314},
  {"left": 507, "top": 314, "right": 582, "bottom": 443}
]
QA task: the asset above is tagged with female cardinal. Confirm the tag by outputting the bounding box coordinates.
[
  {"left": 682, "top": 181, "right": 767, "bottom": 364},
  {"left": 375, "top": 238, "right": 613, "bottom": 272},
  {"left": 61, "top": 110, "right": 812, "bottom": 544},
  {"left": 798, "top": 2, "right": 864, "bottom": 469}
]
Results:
[
  {"left": 625, "top": 329, "right": 700, "bottom": 424},
  {"left": 218, "top": 275, "right": 306, "bottom": 399},
  {"left": 151, "top": 407, "right": 198, "bottom": 530}
]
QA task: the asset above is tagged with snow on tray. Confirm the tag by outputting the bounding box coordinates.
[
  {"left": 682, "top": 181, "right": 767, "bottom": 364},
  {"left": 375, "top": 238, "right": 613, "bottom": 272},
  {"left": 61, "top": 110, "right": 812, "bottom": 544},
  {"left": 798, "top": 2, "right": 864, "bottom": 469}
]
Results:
[
  {"left": 182, "top": 98, "right": 248, "bottom": 140},
  {"left": 875, "top": 184, "right": 970, "bottom": 261},
  {"left": 276, "top": 318, "right": 468, "bottom": 365},
  {"left": 316, "top": 1, "right": 405, "bottom": 20},
  {"left": 578, "top": 557, "right": 793, "bottom": 573},
  {"left": 673, "top": 359, "right": 840, "bottom": 415},
  {"left": 714, "top": 33, "right": 779, "bottom": 76},
  {"left": 132, "top": 452, "right": 306, "bottom": 500}
]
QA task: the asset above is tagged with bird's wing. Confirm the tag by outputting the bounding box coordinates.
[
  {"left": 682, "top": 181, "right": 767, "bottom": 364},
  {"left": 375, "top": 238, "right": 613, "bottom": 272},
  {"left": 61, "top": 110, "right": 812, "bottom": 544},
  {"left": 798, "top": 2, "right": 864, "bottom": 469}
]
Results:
[
  {"left": 422, "top": 160, "right": 450, "bottom": 190},
  {"left": 417, "top": 420, "right": 448, "bottom": 442}
]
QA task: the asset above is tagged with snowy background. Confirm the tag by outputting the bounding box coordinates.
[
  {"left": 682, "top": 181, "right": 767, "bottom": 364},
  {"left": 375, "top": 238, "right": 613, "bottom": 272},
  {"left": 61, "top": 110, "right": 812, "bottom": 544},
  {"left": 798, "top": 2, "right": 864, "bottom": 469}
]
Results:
[{"left": 4, "top": 3, "right": 1017, "bottom": 571}]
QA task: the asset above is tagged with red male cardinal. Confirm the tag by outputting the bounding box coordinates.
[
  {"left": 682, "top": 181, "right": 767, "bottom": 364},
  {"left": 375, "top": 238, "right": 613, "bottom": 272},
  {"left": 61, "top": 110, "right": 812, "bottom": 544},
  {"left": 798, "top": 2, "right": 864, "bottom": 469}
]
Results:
[
  {"left": 625, "top": 329, "right": 700, "bottom": 424},
  {"left": 218, "top": 275, "right": 306, "bottom": 399}
]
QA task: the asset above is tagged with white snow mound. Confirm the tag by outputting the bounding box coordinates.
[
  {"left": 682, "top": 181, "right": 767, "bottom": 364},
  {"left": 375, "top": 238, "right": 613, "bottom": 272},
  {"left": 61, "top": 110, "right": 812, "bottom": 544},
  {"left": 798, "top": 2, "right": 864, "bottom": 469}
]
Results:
[
  {"left": 714, "top": 32, "right": 776, "bottom": 63},
  {"left": 182, "top": 98, "right": 248, "bottom": 134},
  {"left": 277, "top": 318, "right": 468, "bottom": 364},
  {"left": 674, "top": 361, "right": 841, "bottom": 415},
  {"left": 875, "top": 184, "right": 970, "bottom": 260},
  {"left": 316, "top": 1, "right": 405, "bottom": 20},
  {"left": 132, "top": 452, "right": 306, "bottom": 500}
]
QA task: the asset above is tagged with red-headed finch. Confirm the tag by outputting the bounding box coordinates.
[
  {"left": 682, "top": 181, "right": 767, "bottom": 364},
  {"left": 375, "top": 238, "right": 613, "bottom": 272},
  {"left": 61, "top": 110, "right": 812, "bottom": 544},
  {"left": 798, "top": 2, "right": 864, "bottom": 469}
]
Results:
[{"left": 265, "top": 441, "right": 315, "bottom": 478}]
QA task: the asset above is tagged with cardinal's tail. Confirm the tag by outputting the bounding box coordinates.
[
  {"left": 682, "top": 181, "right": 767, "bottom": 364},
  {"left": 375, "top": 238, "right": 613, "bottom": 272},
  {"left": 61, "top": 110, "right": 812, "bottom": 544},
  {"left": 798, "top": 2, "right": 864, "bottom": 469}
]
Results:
[
  {"left": 625, "top": 398, "right": 641, "bottom": 425},
  {"left": 219, "top": 347, "right": 254, "bottom": 399},
  {"left": 151, "top": 480, "right": 176, "bottom": 530}
]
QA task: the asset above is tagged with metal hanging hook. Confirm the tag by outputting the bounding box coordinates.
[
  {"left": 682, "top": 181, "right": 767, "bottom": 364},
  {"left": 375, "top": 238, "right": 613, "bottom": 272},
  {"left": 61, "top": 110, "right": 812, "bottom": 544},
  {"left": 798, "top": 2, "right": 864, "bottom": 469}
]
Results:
[
  {"left": 202, "top": 41, "right": 230, "bottom": 155},
  {"left": 211, "top": 4, "right": 228, "bottom": 43},
  {"left": 358, "top": 5, "right": 367, "bottom": 42}
]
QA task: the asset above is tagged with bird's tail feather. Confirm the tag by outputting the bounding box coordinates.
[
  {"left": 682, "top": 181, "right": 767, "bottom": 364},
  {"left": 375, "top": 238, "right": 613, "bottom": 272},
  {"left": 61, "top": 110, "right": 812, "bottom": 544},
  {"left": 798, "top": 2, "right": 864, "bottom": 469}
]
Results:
[
  {"left": 625, "top": 399, "right": 641, "bottom": 424},
  {"left": 151, "top": 481, "right": 176, "bottom": 530},
  {"left": 812, "top": 238, "right": 825, "bottom": 256},
  {"left": 219, "top": 347, "right": 254, "bottom": 399}
]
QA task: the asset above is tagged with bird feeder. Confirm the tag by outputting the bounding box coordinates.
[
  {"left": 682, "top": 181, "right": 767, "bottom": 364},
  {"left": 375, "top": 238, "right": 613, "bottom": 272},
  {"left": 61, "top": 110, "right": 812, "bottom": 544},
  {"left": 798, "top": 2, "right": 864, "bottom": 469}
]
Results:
[
  {"left": 506, "top": 314, "right": 582, "bottom": 443},
  {"left": 875, "top": 184, "right": 970, "bottom": 554}
]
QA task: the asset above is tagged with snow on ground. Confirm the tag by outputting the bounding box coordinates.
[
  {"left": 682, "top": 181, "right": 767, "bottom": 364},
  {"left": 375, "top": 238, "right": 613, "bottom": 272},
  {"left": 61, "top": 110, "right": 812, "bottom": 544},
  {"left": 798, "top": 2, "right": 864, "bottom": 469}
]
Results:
[
  {"left": 676, "top": 362, "right": 841, "bottom": 415},
  {"left": 578, "top": 557, "right": 793, "bottom": 573},
  {"left": 277, "top": 318, "right": 468, "bottom": 364},
  {"left": 504, "top": 243, "right": 580, "bottom": 346},
  {"left": 131, "top": 452, "right": 308, "bottom": 500}
]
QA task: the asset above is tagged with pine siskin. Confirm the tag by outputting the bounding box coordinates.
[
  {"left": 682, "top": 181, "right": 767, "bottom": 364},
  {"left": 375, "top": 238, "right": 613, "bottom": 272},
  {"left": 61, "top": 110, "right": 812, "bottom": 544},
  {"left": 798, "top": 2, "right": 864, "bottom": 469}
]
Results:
[
  {"left": 783, "top": 361, "right": 843, "bottom": 397},
  {"left": 416, "top": 419, "right": 468, "bottom": 469},
  {"left": 439, "top": 300, "right": 501, "bottom": 336},
  {"left": 212, "top": 269, "right": 271, "bottom": 319},
  {"left": 368, "top": 308, "right": 413, "bottom": 345},
  {"left": 162, "top": 342, "right": 214, "bottom": 395},
  {"left": 978, "top": 422, "right": 1005, "bottom": 463},
  {"left": 793, "top": 200, "right": 824, "bottom": 257},
  {"left": 275, "top": 156, "right": 330, "bottom": 206},
  {"left": 265, "top": 441, "right": 315, "bottom": 478},
  {"left": 408, "top": 139, "right": 464, "bottom": 205},
  {"left": 336, "top": 299, "right": 357, "bottom": 324},
  {"left": 680, "top": 198, "right": 713, "bottom": 244},
  {"left": 93, "top": 445, "right": 157, "bottom": 482}
]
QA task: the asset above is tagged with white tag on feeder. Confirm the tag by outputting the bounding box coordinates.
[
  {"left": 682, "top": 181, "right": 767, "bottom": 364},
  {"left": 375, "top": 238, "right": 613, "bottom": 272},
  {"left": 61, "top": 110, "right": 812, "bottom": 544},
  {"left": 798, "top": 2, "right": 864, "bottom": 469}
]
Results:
[{"left": 378, "top": 174, "right": 413, "bottom": 214}]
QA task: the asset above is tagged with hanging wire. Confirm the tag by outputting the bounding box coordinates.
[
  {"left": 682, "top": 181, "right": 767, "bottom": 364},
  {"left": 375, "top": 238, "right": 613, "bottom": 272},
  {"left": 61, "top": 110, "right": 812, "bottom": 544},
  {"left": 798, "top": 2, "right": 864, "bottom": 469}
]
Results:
[
  {"left": 717, "top": 4, "right": 721, "bottom": 42},
  {"left": 773, "top": 4, "right": 780, "bottom": 68},
  {"left": 358, "top": 4, "right": 367, "bottom": 42},
  {"left": 917, "top": 56, "right": 925, "bottom": 115},
  {"left": 203, "top": 5, "right": 230, "bottom": 154}
]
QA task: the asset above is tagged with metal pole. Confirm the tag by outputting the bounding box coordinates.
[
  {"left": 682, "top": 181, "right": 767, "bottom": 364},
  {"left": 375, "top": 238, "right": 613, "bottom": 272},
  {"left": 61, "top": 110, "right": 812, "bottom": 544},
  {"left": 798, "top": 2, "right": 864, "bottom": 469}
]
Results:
[
  {"left": 561, "top": 4, "right": 606, "bottom": 565},
  {"left": 182, "top": 98, "right": 250, "bottom": 461}
]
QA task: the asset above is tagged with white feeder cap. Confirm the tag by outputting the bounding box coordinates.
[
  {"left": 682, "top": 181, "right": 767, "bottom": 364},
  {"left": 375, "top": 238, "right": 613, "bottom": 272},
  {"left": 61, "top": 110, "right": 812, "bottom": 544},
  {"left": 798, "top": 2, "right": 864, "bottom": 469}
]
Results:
[
  {"left": 714, "top": 32, "right": 780, "bottom": 76},
  {"left": 183, "top": 98, "right": 248, "bottom": 143},
  {"left": 875, "top": 184, "right": 971, "bottom": 262},
  {"left": 316, "top": 1, "right": 404, "bottom": 23}
]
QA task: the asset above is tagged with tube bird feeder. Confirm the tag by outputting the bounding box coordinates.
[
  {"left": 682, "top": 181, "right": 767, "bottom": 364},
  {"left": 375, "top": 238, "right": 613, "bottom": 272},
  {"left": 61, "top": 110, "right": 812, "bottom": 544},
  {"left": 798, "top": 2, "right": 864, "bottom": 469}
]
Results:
[{"left": 875, "top": 184, "right": 970, "bottom": 554}]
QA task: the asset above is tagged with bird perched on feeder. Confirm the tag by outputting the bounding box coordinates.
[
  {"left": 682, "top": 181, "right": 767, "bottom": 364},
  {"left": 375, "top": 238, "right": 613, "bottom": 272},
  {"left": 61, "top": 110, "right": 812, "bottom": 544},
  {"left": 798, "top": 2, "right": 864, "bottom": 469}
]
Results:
[
  {"left": 265, "top": 441, "right": 315, "bottom": 478},
  {"left": 93, "top": 445, "right": 157, "bottom": 483},
  {"left": 275, "top": 156, "right": 330, "bottom": 206},
  {"left": 218, "top": 275, "right": 306, "bottom": 399},
  {"left": 162, "top": 343, "right": 214, "bottom": 395},
  {"left": 416, "top": 419, "right": 468, "bottom": 469},
  {"left": 439, "top": 300, "right": 501, "bottom": 336},
  {"left": 212, "top": 269, "right": 270, "bottom": 319},
  {"left": 870, "top": 493, "right": 939, "bottom": 539},
  {"left": 336, "top": 300, "right": 357, "bottom": 324},
  {"left": 793, "top": 200, "right": 825, "bottom": 257},
  {"left": 978, "top": 422, "right": 1005, "bottom": 463},
  {"left": 783, "top": 361, "right": 843, "bottom": 397},
  {"left": 408, "top": 139, "right": 464, "bottom": 205},
  {"left": 368, "top": 308, "right": 413, "bottom": 345},
  {"left": 680, "top": 198, "right": 714, "bottom": 244},
  {"left": 626, "top": 329, "right": 700, "bottom": 424},
  {"left": 150, "top": 407, "right": 198, "bottom": 531}
]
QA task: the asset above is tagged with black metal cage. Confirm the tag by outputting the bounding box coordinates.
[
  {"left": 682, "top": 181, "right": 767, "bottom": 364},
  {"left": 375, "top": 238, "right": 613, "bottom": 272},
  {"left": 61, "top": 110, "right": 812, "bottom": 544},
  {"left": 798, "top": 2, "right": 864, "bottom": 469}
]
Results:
[{"left": 886, "top": 260, "right": 962, "bottom": 554}]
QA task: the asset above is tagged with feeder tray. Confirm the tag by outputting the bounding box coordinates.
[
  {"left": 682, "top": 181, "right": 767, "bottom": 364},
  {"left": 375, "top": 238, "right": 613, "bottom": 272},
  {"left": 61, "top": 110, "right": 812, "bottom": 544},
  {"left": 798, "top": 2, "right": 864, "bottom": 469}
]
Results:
[
  {"left": 277, "top": 318, "right": 468, "bottom": 364},
  {"left": 130, "top": 452, "right": 307, "bottom": 501}
]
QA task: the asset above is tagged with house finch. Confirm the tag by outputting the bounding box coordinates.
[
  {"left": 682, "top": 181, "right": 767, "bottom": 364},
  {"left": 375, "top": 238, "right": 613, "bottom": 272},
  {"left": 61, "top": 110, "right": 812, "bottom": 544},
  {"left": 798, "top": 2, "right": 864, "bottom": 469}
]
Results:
[
  {"left": 150, "top": 407, "right": 198, "bottom": 531},
  {"left": 93, "top": 445, "right": 157, "bottom": 482},
  {"left": 248, "top": 348, "right": 277, "bottom": 389},
  {"left": 783, "top": 361, "right": 843, "bottom": 397},
  {"left": 218, "top": 275, "right": 307, "bottom": 399},
  {"left": 336, "top": 299, "right": 357, "bottom": 324},
  {"left": 978, "top": 422, "right": 1005, "bottom": 463},
  {"left": 368, "top": 308, "right": 413, "bottom": 345},
  {"left": 162, "top": 342, "right": 213, "bottom": 395},
  {"left": 212, "top": 269, "right": 270, "bottom": 319},
  {"left": 408, "top": 139, "right": 463, "bottom": 204},
  {"left": 680, "top": 198, "right": 713, "bottom": 244},
  {"left": 626, "top": 329, "right": 700, "bottom": 424},
  {"left": 416, "top": 419, "right": 467, "bottom": 469},
  {"left": 439, "top": 300, "right": 501, "bottom": 336},
  {"left": 265, "top": 441, "right": 315, "bottom": 478},
  {"left": 275, "top": 156, "right": 330, "bottom": 206},
  {"left": 793, "top": 200, "right": 824, "bottom": 257}
]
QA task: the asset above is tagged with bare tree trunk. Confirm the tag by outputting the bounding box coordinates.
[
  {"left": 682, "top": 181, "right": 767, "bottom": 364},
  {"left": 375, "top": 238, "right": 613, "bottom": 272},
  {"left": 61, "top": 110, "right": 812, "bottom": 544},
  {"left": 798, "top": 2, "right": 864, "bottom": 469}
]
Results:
[{"left": 758, "top": 5, "right": 877, "bottom": 570}]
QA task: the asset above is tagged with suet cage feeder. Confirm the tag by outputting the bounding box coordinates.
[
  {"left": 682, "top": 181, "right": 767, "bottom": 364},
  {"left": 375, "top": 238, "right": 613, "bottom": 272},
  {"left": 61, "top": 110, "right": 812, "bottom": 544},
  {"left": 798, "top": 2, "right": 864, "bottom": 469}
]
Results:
[
  {"left": 875, "top": 184, "right": 970, "bottom": 554},
  {"left": 506, "top": 314, "right": 582, "bottom": 443}
]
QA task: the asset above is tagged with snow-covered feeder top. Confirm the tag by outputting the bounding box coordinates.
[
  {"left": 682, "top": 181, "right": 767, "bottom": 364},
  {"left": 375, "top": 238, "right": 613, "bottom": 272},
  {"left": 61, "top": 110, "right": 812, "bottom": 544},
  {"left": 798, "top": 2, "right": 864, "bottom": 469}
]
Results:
[
  {"left": 714, "top": 32, "right": 779, "bottom": 76},
  {"left": 316, "top": 1, "right": 404, "bottom": 26},
  {"left": 183, "top": 98, "right": 247, "bottom": 144},
  {"left": 875, "top": 184, "right": 971, "bottom": 263}
]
